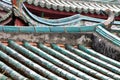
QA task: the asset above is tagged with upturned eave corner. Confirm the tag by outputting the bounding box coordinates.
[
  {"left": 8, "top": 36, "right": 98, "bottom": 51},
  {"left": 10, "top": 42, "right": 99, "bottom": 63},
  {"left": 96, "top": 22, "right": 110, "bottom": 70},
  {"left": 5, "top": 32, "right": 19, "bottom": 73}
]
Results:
[{"left": 103, "top": 9, "right": 115, "bottom": 28}]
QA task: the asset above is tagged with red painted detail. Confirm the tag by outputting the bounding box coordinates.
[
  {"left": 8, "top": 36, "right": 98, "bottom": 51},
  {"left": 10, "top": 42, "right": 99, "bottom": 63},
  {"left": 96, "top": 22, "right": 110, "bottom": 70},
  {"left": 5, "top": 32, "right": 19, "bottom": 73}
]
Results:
[
  {"left": 12, "top": 0, "right": 17, "bottom": 6},
  {"left": 24, "top": 3, "right": 120, "bottom": 20},
  {"left": 115, "top": 16, "right": 120, "bottom": 20},
  {"left": 15, "top": 18, "right": 25, "bottom": 26},
  {"left": 24, "top": 3, "right": 75, "bottom": 18},
  {"left": 0, "top": 17, "right": 12, "bottom": 25}
]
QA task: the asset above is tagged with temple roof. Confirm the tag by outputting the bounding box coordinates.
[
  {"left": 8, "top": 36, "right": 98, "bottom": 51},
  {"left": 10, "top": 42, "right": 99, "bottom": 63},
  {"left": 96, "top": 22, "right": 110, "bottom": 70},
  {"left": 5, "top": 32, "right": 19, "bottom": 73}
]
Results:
[
  {"left": 25, "top": 0, "right": 120, "bottom": 16},
  {"left": 0, "top": 1, "right": 120, "bottom": 80},
  {"left": 0, "top": 40, "right": 120, "bottom": 80},
  {"left": 14, "top": 2, "right": 120, "bottom": 27}
]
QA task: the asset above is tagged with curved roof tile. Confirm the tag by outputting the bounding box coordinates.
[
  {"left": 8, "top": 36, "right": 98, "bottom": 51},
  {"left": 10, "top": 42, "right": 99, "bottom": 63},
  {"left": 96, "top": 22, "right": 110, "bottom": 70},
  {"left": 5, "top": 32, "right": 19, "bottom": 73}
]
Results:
[
  {"left": 0, "top": 1, "right": 12, "bottom": 25},
  {"left": 24, "top": 0, "right": 120, "bottom": 16},
  {"left": 0, "top": 40, "right": 119, "bottom": 80}
]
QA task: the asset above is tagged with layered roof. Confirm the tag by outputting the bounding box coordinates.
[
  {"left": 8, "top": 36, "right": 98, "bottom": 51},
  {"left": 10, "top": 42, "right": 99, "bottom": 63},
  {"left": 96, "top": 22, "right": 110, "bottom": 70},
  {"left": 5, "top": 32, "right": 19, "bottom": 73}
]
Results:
[
  {"left": 25, "top": 0, "right": 120, "bottom": 16},
  {"left": 13, "top": 1, "right": 118, "bottom": 27},
  {"left": 0, "top": 40, "right": 120, "bottom": 80},
  {"left": 0, "top": 0, "right": 120, "bottom": 80}
]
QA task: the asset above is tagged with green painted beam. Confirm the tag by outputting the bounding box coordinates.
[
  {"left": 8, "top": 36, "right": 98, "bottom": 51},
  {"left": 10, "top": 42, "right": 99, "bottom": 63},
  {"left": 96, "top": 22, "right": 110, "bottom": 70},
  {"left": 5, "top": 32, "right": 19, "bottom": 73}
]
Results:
[
  {"left": 41, "top": 12, "right": 44, "bottom": 18},
  {"left": 0, "top": 26, "right": 96, "bottom": 33}
]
